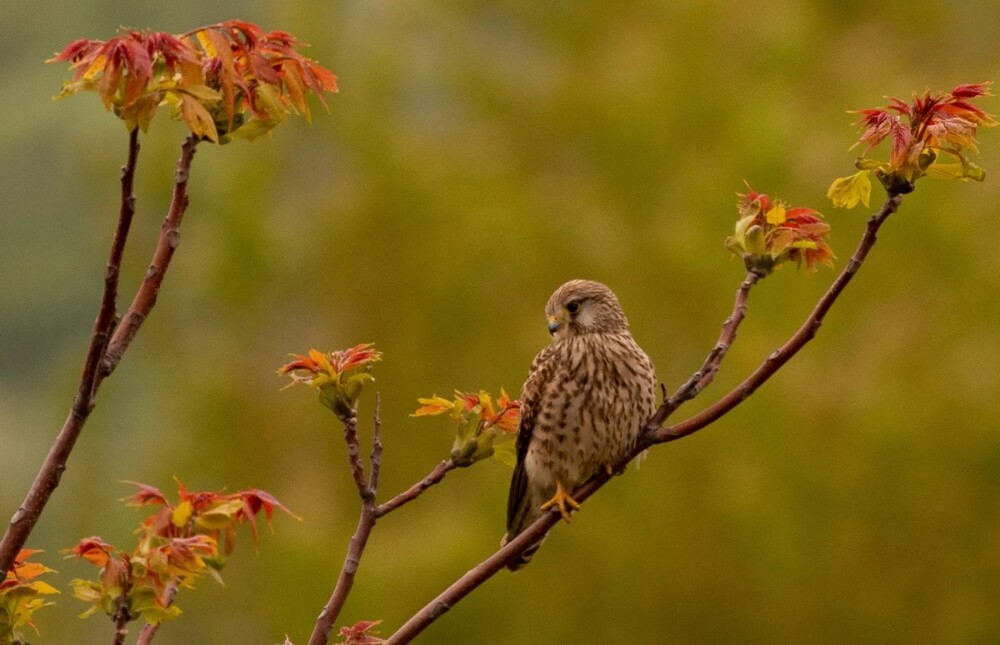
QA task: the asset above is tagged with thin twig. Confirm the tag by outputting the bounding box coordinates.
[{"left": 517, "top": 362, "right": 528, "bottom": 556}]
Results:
[
  {"left": 369, "top": 393, "right": 383, "bottom": 496},
  {"left": 374, "top": 459, "right": 457, "bottom": 519},
  {"left": 651, "top": 269, "right": 761, "bottom": 425},
  {"left": 341, "top": 412, "right": 371, "bottom": 501},
  {"left": 111, "top": 593, "right": 132, "bottom": 645},
  {"left": 383, "top": 192, "right": 904, "bottom": 644},
  {"left": 307, "top": 407, "right": 381, "bottom": 645},
  {"left": 101, "top": 134, "right": 200, "bottom": 376},
  {"left": 0, "top": 129, "right": 141, "bottom": 573},
  {"left": 651, "top": 193, "right": 902, "bottom": 444}
]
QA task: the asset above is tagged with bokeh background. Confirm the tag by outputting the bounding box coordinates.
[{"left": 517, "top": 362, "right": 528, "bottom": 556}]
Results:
[{"left": 2, "top": 1, "right": 999, "bottom": 643}]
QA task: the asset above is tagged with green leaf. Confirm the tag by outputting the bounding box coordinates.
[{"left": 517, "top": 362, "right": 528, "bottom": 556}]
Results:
[{"left": 827, "top": 170, "right": 872, "bottom": 209}]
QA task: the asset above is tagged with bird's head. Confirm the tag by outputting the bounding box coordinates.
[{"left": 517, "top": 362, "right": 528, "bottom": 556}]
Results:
[{"left": 544, "top": 279, "right": 630, "bottom": 339}]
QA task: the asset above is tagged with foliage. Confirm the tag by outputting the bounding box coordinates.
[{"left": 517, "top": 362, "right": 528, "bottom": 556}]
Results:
[
  {"left": 279, "top": 344, "right": 383, "bottom": 418},
  {"left": 725, "top": 187, "right": 834, "bottom": 275},
  {"left": 63, "top": 481, "right": 294, "bottom": 627},
  {"left": 828, "top": 83, "right": 996, "bottom": 206},
  {"left": 336, "top": 619, "right": 386, "bottom": 645},
  {"left": 48, "top": 20, "right": 338, "bottom": 142},
  {"left": 0, "top": 549, "right": 58, "bottom": 645},
  {"left": 413, "top": 389, "right": 520, "bottom": 467}
]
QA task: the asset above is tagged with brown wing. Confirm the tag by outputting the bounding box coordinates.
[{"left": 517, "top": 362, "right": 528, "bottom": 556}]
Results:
[{"left": 505, "top": 344, "right": 557, "bottom": 537}]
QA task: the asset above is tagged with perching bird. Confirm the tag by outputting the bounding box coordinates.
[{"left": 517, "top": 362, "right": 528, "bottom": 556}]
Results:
[{"left": 503, "top": 279, "right": 657, "bottom": 570}]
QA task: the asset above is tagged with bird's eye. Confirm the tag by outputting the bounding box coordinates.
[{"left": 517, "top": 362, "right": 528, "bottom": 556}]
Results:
[{"left": 565, "top": 300, "right": 580, "bottom": 315}]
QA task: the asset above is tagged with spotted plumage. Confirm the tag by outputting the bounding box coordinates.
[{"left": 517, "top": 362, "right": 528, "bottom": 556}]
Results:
[{"left": 503, "top": 279, "right": 657, "bottom": 570}]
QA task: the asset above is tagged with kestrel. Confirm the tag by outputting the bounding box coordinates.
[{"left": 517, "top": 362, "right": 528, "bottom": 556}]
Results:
[{"left": 503, "top": 279, "right": 657, "bottom": 570}]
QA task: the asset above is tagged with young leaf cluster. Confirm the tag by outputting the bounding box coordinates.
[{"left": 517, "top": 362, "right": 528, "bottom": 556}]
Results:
[
  {"left": 279, "top": 344, "right": 383, "bottom": 419},
  {"left": 413, "top": 390, "right": 520, "bottom": 467},
  {"left": 1, "top": 549, "right": 59, "bottom": 645},
  {"left": 48, "top": 20, "right": 338, "bottom": 142},
  {"left": 725, "top": 187, "right": 834, "bottom": 275},
  {"left": 828, "top": 83, "right": 996, "bottom": 206},
  {"left": 64, "top": 481, "right": 294, "bottom": 627}
]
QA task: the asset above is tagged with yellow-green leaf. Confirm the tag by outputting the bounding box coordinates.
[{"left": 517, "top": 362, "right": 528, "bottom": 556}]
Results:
[
  {"left": 765, "top": 204, "right": 786, "bottom": 225},
  {"left": 827, "top": 170, "right": 872, "bottom": 209},
  {"left": 171, "top": 500, "right": 192, "bottom": 528}
]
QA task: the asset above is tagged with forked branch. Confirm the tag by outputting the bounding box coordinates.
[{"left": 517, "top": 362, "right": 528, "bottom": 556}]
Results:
[
  {"left": 382, "top": 191, "right": 904, "bottom": 644},
  {"left": 0, "top": 132, "right": 199, "bottom": 574}
]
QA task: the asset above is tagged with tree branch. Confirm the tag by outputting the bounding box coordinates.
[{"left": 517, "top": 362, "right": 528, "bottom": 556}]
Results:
[
  {"left": 307, "top": 399, "right": 383, "bottom": 645},
  {"left": 383, "top": 191, "right": 904, "bottom": 643},
  {"left": 101, "top": 134, "right": 199, "bottom": 376},
  {"left": 0, "top": 128, "right": 141, "bottom": 573},
  {"left": 374, "top": 459, "right": 457, "bottom": 519},
  {"left": 650, "top": 192, "right": 902, "bottom": 444},
  {"left": 111, "top": 586, "right": 133, "bottom": 645},
  {"left": 651, "top": 269, "right": 761, "bottom": 425}
]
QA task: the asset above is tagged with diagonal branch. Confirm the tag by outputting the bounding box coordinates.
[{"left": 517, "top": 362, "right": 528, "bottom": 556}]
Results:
[
  {"left": 374, "top": 459, "right": 457, "bottom": 519},
  {"left": 651, "top": 269, "right": 761, "bottom": 425},
  {"left": 650, "top": 192, "right": 902, "bottom": 444},
  {"left": 383, "top": 191, "right": 904, "bottom": 644},
  {"left": 307, "top": 399, "right": 382, "bottom": 645},
  {"left": 101, "top": 134, "right": 200, "bottom": 377},
  {"left": 0, "top": 128, "right": 141, "bottom": 573}
]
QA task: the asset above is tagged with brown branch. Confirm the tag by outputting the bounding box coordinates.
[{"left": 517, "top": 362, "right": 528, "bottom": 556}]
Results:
[
  {"left": 384, "top": 469, "right": 611, "bottom": 645},
  {"left": 111, "top": 587, "right": 133, "bottom": 645},
  {"left": 101, "top": 134, "right": 199, "bottom": 376},
  {"left": 0, "top": 128, "right": 141, "bottom": 573},
  {"left": 651, "top": 192, "right": 903, "bottom": 444},
  {"left": 341, "top": 412, "right": 372, "bottom": 501},
  {"left": 374, "top": 458, "right": 457, "bottom": 519},
  {"left": 383, "top": 192, "right": 904, "bottom": 644},
  {"left": 651, "top": 269, "right": 761, "bottom": 425},
  {"left": 369, "top": 393, "right": 383, "bottom": 495},
  {"left": 307, "top": 398, "right": 383, "bottom": 645}
]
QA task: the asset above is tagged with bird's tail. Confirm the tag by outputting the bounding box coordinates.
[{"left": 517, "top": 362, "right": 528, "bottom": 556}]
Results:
[
  {"left": 501, "top": 530, "right": 545, "bottom": 571},
  {"left": 504, "top": 461, "right": 547, "bottom": 571}
]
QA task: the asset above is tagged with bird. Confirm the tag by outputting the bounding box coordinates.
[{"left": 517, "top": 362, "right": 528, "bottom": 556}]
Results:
[{"left": 503, "top": 279, "right": 657, "bottom": 570}]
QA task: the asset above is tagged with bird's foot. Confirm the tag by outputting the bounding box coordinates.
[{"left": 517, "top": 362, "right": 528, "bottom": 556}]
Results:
[{"left": 540, "top": 478, "right": 580, "bottom": 523}]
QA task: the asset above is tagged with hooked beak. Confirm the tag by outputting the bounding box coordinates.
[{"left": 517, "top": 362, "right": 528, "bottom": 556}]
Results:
[{"left": 547, "top": 314, "right": 563, "bottom": 335}]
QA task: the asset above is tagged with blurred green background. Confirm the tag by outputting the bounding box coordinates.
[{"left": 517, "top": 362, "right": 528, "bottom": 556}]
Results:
[{"left": 2, "top": 1, "right": 999, "bottom": 643}]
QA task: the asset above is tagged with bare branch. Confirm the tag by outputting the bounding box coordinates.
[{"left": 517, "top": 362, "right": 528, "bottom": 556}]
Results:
[
  {"left": 307, "top": 406, "right": 382, "bottom": 645},
  {"left": 369, "top": 393, "right": 383, "bottom": 496},
  {"left": 651, "top": 269, "right": 761, "bottom": 425},
  {"left": 101, "top": 134, "right": 200, "bottom": 376},
  {"left": 650, "top": 192, "right": 903, "bottom": 444},
  {"left": 0, "top": 131, "right": 201, "bottom": 575},
  {"left": 0, "top": 129, "right": 141, "bottom": 573},
  {"left": 374, "top": 459, "right": 457, "bottom": 519}
]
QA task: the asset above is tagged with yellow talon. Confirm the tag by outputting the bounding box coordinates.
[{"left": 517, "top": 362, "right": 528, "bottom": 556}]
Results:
[{"left": 539, "top": 478, "right": 581, "bottom": 523}]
